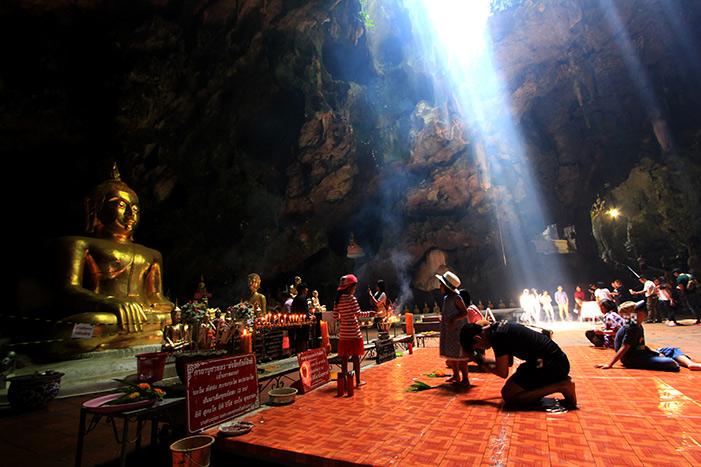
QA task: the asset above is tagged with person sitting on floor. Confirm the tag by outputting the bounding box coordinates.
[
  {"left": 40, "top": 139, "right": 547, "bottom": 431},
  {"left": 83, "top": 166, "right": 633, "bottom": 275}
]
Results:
[
  {"left": 585, "top": 299, "right": 626, "bottom": 348},
  {"left": 459, "top": 320, "right": 577, "bottom": 409},
  {"left": 596, "top": 301, "right": 701, "bottom": 371}
]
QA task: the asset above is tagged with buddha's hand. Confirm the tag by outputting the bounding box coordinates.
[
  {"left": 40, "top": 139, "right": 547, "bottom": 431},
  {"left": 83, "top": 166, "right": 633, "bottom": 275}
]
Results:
[{"left": 104, "top": 298, "right": 148, "bottom": 333}]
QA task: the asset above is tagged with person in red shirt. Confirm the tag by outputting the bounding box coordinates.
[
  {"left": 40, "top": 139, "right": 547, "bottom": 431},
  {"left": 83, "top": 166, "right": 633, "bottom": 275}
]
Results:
[
  {"left": 333, "top": 274, "right": 374, "bottom": 388},
  {"left": 573, "top": 286, "right": 586, "bottom": 321}
]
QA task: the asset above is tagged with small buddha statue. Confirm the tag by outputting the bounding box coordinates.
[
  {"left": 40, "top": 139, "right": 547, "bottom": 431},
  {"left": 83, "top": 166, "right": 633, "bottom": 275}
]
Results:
[
  {"left": 310, "top": 290, "right": 321, "bottom": 311},
  {"left": 245, "top": 273, "right": 267, "bottom": 315},
  {"left": 55, "top": 164, "right": 174, "bottom": 347},
  {"left": 432, "top": 303, "right": 440, "bottom": 314},
  {"left": 194, "top": 276, "right": 212, "bottom": 304},
  {"left": 413, "top": 304, "right": 420, "bottom": 314},
  {"left": 289, "top": 275, "right": 302, "bottom": 298},
  {"left": 422, "top": 303, "right": 430, "bottom": 314},
  {"left": 197, "top": 310, "right": 217, "bottom": 350},
  {"left": 162, "top": 307, "right": 191, "bottom": 351}
]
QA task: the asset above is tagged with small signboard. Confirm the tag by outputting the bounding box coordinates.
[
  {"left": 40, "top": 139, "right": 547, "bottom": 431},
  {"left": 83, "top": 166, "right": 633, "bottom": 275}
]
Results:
[
  {"left": 185, "top": 354, "right": 259, "bottom": 433},
  {"left": 375, "top": 337, "right": 396, "bottom": 364},
  {"left": 296, "top": 348, "right": 330, "bottom": 394},
  {"left": 71, "top": 323, "right": 94, "bottom": 339}
]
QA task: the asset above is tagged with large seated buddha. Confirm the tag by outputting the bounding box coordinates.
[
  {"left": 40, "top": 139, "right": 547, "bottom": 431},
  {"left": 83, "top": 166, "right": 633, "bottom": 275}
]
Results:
[{"left": 35, "top": 165, "right": 175, "bottom": 357}]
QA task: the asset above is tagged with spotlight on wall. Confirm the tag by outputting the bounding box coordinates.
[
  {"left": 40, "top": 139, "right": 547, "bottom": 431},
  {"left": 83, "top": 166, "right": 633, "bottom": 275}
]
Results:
[{"left": 607, "top": 208, "right": 621, "bottom": 219}]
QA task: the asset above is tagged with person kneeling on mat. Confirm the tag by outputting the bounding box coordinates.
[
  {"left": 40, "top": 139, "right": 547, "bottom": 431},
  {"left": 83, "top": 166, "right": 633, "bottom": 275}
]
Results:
[{"left": 460, "top": 320, "right": 577, "bottom": 409}]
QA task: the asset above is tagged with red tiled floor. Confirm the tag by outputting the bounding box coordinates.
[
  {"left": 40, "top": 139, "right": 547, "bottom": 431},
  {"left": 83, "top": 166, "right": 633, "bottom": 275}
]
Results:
[
  {"left": 2, "top": 322, "right": 701, "bottom": 465},
  {"left": 214, "top": 322, "right": 701, "bottom": 466}
]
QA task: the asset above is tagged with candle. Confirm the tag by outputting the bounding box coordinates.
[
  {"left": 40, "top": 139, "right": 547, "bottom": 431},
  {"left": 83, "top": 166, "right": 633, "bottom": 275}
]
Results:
[
  {"left": 405, "top": 313, "right": 414, "bottom": 336},
  {"left": 241, "top": 329, "right": 252, "bottom": 354},
  {"left": 320, "top": 320, "right": 330, "bottom": 353}
]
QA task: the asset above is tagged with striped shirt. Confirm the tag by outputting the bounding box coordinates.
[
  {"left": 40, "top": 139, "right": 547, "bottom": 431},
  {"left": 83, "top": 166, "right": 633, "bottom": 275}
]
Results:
[
  {"left": 467, "top": 305, "right": 484, "bottom": 323},
  {"left": 333, "top": 294, "right": 372, "bottom": 340}
]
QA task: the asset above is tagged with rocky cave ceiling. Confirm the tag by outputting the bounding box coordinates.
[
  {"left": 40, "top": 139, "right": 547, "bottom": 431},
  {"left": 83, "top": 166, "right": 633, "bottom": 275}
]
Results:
[{"left": 5, "top": 0, "right": 701, "bottom": 307}]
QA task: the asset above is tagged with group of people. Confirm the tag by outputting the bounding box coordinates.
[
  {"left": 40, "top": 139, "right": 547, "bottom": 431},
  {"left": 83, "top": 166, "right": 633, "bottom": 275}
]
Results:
[
  {"left": 519, "top": 268, "right": 700, "bottom": 326},
  {"left": 332, "top": 267, "right": 699, "bottom": 409},
  {"left": 435, "top": 271, "right": 577, "bottom": 409},
  {"left": 626, "top": 269, "right": 700, "bottom": 326},
  {"left": 280, "top": 276, "right": 323, "bottom": 316},
  {"left": 592, "top": 299, "right": 701, "bottom": 372},
  {"left": 519, "top": 286, "right": 574, "bottom": 323},
  {"left": 583, "top": 269, "right": 699, "bottom": 327}
]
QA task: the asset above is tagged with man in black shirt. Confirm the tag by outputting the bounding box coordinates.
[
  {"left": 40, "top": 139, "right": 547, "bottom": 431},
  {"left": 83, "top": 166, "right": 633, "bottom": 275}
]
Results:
[
  {"left": 290, "top": 283, "right": 310, "bottom": 353},
  {"left": 460, "top": 321, "right": 577, "bottom": 408},
  {"left": 290, "top": 283, "right": 310, "bottom": 316},
  {"left": 610, "top": 279, "right": 631, "bottom": 306}
]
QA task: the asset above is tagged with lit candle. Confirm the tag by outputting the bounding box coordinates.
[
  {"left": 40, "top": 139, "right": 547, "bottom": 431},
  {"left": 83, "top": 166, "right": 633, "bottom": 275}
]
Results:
[
  {"left": 320, "top": 320, "right": 330, "bottom": 353},
  {"left": 405, "top": 313, "right": 414, "bottom": 336},
  {"left": 241, "top": 329, "right": 252, "bottom": 354}
]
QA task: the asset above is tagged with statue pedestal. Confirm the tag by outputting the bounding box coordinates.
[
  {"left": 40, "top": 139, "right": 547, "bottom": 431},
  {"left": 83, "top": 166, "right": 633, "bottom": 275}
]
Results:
[
  {"left": 12, "top": 318, "right": 167, "bottom": 361},
  {"left": 0, "top": 344, "right": 177, "bottom": 405}
]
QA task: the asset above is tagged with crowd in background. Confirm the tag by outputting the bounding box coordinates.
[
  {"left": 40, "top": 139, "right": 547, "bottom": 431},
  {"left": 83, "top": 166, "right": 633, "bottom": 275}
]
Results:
[{"left": 518, "top": 268, "right": 700, "bottom": 325}]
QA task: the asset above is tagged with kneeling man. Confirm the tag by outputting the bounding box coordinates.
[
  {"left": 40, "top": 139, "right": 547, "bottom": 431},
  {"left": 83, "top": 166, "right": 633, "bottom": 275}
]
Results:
[{"left": 460, "top": 321, "right": 577, "bottom": 408}]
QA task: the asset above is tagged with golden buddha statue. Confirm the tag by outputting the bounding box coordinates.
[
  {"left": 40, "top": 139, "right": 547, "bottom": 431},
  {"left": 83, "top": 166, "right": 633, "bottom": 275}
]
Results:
[
  {"left": 245, "top": 273, "right": 267, "bottom": 315},
  {"left": 162, "top": 307, "right": 191, "bottom": 351},
  {"left": 49, "top": 164, "right": 175, "bottom": 354}
]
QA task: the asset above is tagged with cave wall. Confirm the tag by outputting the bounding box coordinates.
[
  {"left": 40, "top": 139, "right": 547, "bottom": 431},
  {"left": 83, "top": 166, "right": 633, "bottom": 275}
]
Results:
[{"left": 6, "top": 0, "right": 701, "bottom": 310}]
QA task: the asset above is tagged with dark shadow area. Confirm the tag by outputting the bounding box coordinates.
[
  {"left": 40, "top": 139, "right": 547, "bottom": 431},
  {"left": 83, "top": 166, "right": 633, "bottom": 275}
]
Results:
[{"left": 460, "top": 398, "right": 503, "bottom": 409}]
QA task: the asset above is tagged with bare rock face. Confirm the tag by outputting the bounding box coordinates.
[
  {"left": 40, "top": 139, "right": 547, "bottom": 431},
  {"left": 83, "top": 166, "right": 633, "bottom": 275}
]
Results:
[
  {"left": 594, "top": 149, "right": 701, "bottom": 273},
  {"left": 405, "top": 166, "right": 472, "bottom": 214},
  {"left": 408, "top": 102, "right": 468, "bottom": 170},
  {"left": 5, "top": 0, "right": 701, "bottom": 307},
  {"left": 286, "top": 110, "right": 357, "bottom": 214}
]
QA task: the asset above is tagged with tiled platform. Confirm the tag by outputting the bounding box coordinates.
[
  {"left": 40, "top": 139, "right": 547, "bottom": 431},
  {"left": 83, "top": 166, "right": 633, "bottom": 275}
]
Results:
[
  {"left": 1, "top": 321, "right": 700, "bottom": 466},
  {"left": 216, "top": 321, "right": 701, "bottom": 466}
]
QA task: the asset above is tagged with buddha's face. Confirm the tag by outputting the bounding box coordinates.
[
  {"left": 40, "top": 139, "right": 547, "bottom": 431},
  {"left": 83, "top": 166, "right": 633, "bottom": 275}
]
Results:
[
  {"left": 97, "top": 186, "right": 140, "bottom": 240},
  {"left": 248, "top": 275, "right": 260, "bottom": 292}
]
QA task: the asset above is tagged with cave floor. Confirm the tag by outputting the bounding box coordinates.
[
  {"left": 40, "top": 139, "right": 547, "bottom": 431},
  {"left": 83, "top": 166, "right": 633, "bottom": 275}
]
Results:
[
  {"left": 1, "top": 321, "right": 701, "bottom": 466},
  {"left": 216, "top": 320, "right": 701, "bottom": 466}
]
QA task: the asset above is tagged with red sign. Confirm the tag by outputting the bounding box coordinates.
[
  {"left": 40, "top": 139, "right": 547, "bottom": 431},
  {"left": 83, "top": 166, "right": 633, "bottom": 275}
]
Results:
[
  {"left": 185, "top": 354, "right": 259, "bottom": 433},
  {"left": 297, "top": 348, "right": 330, "bottom": 394}
]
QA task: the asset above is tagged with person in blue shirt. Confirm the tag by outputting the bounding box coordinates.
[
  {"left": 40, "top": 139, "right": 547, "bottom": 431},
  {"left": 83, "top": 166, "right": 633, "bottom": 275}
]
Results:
[{"left": 597, "top": 301, "right": 701, "bottom": 371}]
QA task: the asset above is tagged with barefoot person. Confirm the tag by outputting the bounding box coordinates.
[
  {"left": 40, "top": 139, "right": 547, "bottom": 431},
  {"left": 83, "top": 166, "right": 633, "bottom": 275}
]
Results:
[
  {"left": 459, "top": 321, "right": 577, "bottom": 408},
  {"left": 436, "top": 271, "right": 471, "bottom": 386}
]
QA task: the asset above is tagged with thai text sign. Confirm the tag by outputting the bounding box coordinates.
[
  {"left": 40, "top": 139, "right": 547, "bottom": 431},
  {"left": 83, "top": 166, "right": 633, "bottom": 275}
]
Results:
[
  {"left": 375, "top": 337, "right": 396, "bottom": 364},
  {"left": 71, "top": 323, "right": 94, "bottom": 339},
  {"left": 297, "top": 348, "right": 330, "bottom": 394},
  {"left": 185, "top": 354, "right": 259, "bottom": 432}
]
